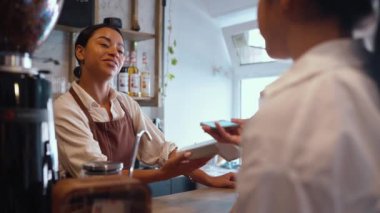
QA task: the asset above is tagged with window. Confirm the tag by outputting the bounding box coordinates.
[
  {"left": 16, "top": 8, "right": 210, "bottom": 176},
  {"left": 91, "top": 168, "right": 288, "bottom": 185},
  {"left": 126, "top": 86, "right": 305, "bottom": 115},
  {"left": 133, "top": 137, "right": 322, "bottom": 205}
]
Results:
[
  {"left": 240, "top": 76, "right": 278, "bottom": 118},
  {"left": 232, "top": 28, "right": 275, "bottom": 65}
]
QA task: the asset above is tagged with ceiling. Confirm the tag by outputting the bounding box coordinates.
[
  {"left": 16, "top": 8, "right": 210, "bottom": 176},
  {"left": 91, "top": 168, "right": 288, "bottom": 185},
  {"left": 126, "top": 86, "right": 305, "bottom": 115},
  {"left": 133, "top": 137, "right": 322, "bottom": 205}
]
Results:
[
  {"left": 204, "top": 0, "right": 258, "bottom": 17},
  {"left": 204, "top": 0, "right": 258, "bottom": 27}
]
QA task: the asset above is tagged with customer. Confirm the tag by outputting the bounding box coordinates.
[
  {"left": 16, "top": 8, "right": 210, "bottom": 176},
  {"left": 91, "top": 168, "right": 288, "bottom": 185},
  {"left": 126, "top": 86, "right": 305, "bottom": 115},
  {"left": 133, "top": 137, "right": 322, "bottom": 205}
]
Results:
[
  {"left": 203, "top": 0, "right": 380, "bottom": 211},
  {"left": 54, "top": 23, "right": 235, "bottom": 188}
]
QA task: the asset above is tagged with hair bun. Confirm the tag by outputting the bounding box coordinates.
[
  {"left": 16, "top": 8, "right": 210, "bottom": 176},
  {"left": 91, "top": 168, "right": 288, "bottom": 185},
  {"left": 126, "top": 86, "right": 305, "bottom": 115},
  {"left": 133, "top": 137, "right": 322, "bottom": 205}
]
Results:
[{"left": 103, "top": 17, "right": 122, "bottom": 28}]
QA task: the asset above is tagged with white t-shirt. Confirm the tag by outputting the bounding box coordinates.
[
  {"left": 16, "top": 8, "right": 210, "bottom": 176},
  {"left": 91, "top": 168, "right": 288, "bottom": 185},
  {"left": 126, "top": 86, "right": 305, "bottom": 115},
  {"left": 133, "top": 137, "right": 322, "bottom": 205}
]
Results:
[
  {"left": 54, "top": 81, "right": 176, "bottom": 177},
  {"left": 236, "top": 39, "right": 380, "bottom": 213}
]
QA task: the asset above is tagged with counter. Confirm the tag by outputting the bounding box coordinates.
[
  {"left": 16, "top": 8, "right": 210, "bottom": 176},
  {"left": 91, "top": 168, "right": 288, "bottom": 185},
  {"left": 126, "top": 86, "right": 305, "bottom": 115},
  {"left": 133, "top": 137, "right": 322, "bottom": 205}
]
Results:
[{"left": 152, "top": 187, "right": 236, "bottom": 213}]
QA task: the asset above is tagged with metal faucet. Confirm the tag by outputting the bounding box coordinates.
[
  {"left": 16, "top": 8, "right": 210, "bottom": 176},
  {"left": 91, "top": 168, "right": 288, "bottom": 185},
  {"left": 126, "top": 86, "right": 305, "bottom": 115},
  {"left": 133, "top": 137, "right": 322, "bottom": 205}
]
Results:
[{"left": 129, "top": 130, "right": 152, "bottom": 178}]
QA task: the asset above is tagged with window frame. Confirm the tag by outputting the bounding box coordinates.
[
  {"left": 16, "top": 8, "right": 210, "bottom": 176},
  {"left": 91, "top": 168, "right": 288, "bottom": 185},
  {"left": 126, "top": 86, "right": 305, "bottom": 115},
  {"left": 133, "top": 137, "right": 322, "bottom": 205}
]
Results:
[{"left": 222, "top": 20, "right": 290, "bottom": 118}]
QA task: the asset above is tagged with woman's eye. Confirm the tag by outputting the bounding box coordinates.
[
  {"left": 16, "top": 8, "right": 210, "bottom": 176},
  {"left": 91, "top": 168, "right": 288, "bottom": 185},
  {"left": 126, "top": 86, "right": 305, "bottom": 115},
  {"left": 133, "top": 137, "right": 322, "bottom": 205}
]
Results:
[
  {"left": 118, "top": 50, "right": 124, "bottom": 54},
  {"left": 100, "top": 43, "right": 109, "bottom": 48}
]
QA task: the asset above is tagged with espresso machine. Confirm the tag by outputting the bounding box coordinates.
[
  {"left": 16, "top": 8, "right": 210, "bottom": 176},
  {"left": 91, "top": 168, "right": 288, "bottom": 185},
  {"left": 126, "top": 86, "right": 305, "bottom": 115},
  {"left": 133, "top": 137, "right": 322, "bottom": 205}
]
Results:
[{"left": 0, "top": 0, "right": 63, "bottom": 212}]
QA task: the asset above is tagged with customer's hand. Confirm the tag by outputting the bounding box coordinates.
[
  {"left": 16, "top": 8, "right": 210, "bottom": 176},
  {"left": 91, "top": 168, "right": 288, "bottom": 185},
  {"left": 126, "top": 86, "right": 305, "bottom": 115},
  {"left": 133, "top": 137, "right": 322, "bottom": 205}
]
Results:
[
  {"left": 202, "top": 118, "right": 246, "bottom": 145},
  {"left": 159, "top": 151, "right": 211, "bottom": 179}
]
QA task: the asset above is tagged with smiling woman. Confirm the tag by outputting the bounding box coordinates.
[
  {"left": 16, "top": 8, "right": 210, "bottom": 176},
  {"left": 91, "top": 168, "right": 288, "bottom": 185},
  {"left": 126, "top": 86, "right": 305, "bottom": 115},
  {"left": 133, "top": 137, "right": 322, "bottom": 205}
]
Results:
[{"left": 73, "top": 24, "right": 125, "bottom": 81}]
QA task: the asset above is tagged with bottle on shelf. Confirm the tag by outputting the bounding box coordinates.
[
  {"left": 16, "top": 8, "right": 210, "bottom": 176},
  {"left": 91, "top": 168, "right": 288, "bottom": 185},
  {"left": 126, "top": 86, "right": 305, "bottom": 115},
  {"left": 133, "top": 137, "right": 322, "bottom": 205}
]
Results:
[
  {"left": 118, "top": 51, "right": 130, "bottom": 94},
  {"left": 140, "top": 52, "right": 151, "bottom": 97},
  {"left": 128, "top": 50, "right": 141, "bottom": 97}
]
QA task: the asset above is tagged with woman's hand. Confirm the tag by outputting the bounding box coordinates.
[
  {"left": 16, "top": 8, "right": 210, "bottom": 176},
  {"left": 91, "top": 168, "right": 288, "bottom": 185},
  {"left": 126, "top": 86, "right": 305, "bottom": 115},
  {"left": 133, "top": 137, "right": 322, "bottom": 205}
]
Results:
[
  {"left": 189, "top": 169, "right": 236, "bottom": 188},
  {"left": 202, "top": 118, "right": 247, "bottom": 145},
  {"left": 205, "top": 172, "right": 236, "bottom": 188},
  {"left": 158, "top": 151, "right": 211, "bottom": 180}
]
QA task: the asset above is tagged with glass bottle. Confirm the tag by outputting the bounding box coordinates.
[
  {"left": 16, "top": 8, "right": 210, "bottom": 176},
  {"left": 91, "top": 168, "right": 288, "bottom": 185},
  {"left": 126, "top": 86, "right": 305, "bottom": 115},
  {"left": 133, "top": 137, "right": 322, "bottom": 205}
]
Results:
[
  {"left": 140, "top": 52, "right": 151, "bottom": 97},
  {"left": 128, "top": 50, "right": 141, "bottom": 97},
  {"left": 118, "top": 51, "right": 129, "bottom": 94}
]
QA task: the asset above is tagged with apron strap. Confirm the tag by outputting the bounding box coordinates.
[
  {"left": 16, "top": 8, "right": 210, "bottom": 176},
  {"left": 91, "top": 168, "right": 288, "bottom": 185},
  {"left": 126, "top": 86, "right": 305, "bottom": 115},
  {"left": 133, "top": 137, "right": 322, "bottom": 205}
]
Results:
[
  {"left": 69, "top": 87, "right": 95, "bottom": 123},
  {"left": 69, "top": 87, "right": 100, "bottom": 142},
  {"left": 116, "top": 96, "right": 137, "bottom": 135}
]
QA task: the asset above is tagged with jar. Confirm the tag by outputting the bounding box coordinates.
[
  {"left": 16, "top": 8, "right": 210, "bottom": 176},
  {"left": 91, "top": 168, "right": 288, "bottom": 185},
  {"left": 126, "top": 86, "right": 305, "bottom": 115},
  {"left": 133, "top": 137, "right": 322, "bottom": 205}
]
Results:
[{"left": 81, "top": 161, "right": 123, "bottom": 177}]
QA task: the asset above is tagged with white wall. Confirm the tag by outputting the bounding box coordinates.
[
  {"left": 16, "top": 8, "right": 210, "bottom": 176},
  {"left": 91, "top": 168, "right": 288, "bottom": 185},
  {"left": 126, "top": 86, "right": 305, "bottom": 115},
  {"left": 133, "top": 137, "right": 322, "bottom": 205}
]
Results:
[{"left": 163, "top": 0, "right": 233, "bottom": 148}]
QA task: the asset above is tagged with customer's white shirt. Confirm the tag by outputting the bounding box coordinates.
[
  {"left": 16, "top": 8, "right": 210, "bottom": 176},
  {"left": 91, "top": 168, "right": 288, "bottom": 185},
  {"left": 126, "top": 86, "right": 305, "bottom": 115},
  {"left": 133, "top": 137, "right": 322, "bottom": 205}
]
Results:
[
  {"left": 236, "top": 39, "right": 380, "bottom": 213},
  {"left": 54, "top": 81, "right": 176, "bottom": 177}
]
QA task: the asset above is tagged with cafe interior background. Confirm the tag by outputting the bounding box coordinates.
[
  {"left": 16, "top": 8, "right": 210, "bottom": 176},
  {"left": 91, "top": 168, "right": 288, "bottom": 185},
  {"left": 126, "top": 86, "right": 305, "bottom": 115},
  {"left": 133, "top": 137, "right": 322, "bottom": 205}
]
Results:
[{"left": 34, "top": 0, "right": 291, "bottom": 150}]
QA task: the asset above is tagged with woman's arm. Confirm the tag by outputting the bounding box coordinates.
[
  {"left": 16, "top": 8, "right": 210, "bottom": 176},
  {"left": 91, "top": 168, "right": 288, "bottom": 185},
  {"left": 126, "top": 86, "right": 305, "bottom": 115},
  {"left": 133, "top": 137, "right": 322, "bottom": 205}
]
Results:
[
  {"left": 169, "top": 150, "right": 236, "bottom": 188},
  {"left": 123, "top": 151, "right": 211, "bottom": 183}
]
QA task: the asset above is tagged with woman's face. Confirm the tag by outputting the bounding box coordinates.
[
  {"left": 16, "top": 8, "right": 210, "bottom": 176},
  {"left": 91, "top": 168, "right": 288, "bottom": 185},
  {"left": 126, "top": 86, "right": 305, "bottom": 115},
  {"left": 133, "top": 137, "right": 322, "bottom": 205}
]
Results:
[
  {"left": 257, "top": 0, "right": 290, "bottom": 59},
  {"left": 77, "top": 27, "right": 125, "bottom": 81}
]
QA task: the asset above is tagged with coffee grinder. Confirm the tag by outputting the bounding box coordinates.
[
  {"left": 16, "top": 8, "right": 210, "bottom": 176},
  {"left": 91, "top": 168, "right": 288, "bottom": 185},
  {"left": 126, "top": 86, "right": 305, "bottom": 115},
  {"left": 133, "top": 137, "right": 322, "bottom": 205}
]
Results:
[{"left": 0, "top": 0, "right": 63, "bottom": 212}]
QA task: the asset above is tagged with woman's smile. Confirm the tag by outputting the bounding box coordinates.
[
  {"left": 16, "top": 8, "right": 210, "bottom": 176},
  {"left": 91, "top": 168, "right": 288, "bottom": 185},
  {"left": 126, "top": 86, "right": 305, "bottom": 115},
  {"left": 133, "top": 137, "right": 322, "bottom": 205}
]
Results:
[{"left": 102, "top": 58, "right": 119, "bottom": 68}]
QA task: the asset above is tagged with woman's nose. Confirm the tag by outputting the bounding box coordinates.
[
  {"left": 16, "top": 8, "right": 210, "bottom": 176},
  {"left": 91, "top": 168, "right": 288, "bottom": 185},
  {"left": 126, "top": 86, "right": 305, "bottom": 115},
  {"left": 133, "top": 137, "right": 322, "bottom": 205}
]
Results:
[{"left": 107, "top": 46, "right": 119, "bottom": 56}]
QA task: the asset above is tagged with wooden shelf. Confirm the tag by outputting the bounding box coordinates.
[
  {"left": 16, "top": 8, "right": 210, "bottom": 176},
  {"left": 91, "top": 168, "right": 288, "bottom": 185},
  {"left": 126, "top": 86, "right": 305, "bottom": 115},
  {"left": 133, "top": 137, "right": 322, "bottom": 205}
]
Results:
[
  {"left": 134, "top": 96, "right": 159, "bottom": 107},
  {"left": 120, "top": 30, "right": 155, "bottom": 42},
  {"left": 133, "top": 96, "right": 153, "bottom": 101},
  {"left": 55, "top": 25, "right": 155, "bottom": 42}
]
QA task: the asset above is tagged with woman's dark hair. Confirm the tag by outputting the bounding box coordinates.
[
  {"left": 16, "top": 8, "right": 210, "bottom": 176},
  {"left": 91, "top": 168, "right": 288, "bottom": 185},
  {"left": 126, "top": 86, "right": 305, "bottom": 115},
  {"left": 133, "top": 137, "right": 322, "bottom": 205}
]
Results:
[{"left": 74, "top": 23, "right": 123, "bottom": 78}]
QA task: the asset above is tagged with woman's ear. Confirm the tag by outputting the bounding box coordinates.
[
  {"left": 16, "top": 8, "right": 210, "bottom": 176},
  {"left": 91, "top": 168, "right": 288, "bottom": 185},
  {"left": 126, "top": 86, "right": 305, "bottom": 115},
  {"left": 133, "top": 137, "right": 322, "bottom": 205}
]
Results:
[{"left": 75, "top": 45, "right": 85, "bottom": 64}]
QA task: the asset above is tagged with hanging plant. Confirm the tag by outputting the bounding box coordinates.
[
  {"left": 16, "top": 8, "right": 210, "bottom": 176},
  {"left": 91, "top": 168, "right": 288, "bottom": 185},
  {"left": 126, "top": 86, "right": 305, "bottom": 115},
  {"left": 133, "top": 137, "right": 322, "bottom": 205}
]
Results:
[{"left": 161, "top": 0, "right": 178, "bottom": 97}]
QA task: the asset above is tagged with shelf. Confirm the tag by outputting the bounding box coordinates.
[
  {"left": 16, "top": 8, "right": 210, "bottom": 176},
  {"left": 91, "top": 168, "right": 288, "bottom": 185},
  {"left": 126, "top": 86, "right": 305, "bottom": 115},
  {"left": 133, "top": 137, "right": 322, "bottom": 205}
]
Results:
[
  {"left": 134, "top": 96, "right": 159, "bottom": 107},
  {"left": 120, "top": 30, "right": 155, "bottom": 42},
  {"left": 54, "top": 25, "right": 155, "bottom": 42},
  {"left": 133, "top": 96, "right": 153, "bottom": 101}
]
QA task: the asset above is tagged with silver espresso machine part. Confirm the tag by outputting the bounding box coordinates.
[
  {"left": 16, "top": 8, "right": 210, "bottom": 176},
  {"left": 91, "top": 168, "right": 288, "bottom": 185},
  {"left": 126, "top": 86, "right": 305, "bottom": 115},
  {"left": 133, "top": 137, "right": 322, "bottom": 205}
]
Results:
[
  {"left": 129, "top": 130, "right": 152, "bottom": 178},
  {"left": 0, "top": 53, "right": 39, "bottom": 74}
]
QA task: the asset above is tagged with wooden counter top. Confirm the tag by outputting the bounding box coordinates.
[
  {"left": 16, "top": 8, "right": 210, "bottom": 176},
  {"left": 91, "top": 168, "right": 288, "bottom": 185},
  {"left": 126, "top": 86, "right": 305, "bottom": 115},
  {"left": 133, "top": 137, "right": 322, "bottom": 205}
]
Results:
[{"left": 152, "top": 187, "right": 236, "bottom": 213}]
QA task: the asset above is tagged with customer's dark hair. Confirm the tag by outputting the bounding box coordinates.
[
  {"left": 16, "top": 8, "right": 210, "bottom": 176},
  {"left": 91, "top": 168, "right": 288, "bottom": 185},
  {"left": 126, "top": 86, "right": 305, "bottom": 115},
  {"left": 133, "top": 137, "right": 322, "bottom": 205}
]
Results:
[
  {"left": 73, "top": 23, "right": 123, "bottom": 78},
  {"left": 366, "top": 3, "right": 380, "bottom": 91},
  {"left": 314, "top": 0, "right": 380, "bottom": 90},
  {"left": 315, "top": 0, "right": 373, "bottom": 33}
]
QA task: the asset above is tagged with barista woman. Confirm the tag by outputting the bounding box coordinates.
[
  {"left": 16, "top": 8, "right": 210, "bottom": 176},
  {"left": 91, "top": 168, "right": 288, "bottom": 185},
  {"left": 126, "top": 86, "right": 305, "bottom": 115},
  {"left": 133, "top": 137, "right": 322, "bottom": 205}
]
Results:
[
  {"left": 204, "top": 0, "right": 380, "bottom": 211},
  {"left": 54, "top": 23, "right": 235, "bottom": 187}
]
